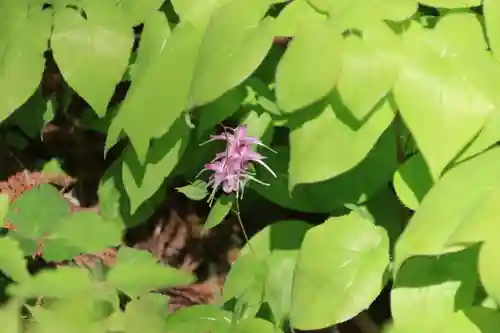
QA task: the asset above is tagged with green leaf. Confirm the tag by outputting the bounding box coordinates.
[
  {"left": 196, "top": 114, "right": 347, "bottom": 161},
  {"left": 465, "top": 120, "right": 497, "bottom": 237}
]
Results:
[
  {"left": 41, "top": 159, "right": 67, "bottom": 177},
  {"left": 106, "top": 21, "right": 203, "bottom": 162},
  {"left": 276, "top": 21, "right": 342, "bottom": 113},
  {"left": 274, "top": 0, "right": 327, "bottom": 37},
  {"left": 9, "top": 267, "right": 95, "bottom": 298},
  {"left": 106, "top": 247, "right": 194, "bottom": 297},
  {"left": 457, "top": 109, "right": 500, "bottom": 162},
  {"left": 392, "top": 247, "right": 479, "bottom": 333},
  {"left": 394, "top": 147, "right": 500, "bottom": 271},
  {"left": 290, "top": 212, "right": 389, "bottom": 329},
  {"left": 252, "top": 124, "right": 398, "bottom": 213},
  {"left": 48, "top": 211, "right": 123, "bottom": 254},
  {"left": 129, "top": 11, "right": 171, "bottom": 82},
  {"left": 171, "top": 0, "right": 232, "bottom": 28},
  {"left": 196, "top": 86, "right": 246, "bottom": 137},
  {"left": 0, "top": 237, "right": 29, "bottom": 283},
  {"left": 419, "top": 0, "right": 480, "bottom": 9},
  {"left": 0, "top": 300, "right": 21, "bottom": 333},
  {"left": 337, "top": 22, "right": 401, "bottom": 121},
  {"left": 204, "top": 194, "right": 234, "bottom": 230},
  {"left": 479, "top": 232, "right": 500, "bottom": 305},
  {"left": 0, "top": 194, "right": 9, "bottom": 221},
  {"left": 190, "top": 0, "right": 274, "bottom": 107},
  {"left": 448, "top": 307, "right": 500, "bottom": 333},
  {"left": 223, "top": 254, "right": 268, "bottom": 319},
  {"left": 288, "top": 94, "right": 394, "bottom": 189},
  {"left": 393, "top": 154, "right": 433, "bottom": 210},
  {"left": 394, "top": 15, "right": 496, "bottom": 180},
  {"left": 176, "top": 180, "right": 209, "bottom": 201},
  {"left": 485, "top": 0, "right": 500, "bottom": 63},
  {"left": 239, "top": 220, "right": 313, "bottom": 258},
  {"left": 264, "top": 255, "right": 296, "bottom": 326},
  {"left": 0, "top": 3, "right": 51, "bottom": 122},
  {"left": 122, "top": 117, "right": 191, "bottom": 213},
  {"left": 123, "top": 294, "right": 168, "bottom": 333},
  {"left": 117, "top": 0, "right": 164, "bottom": 26},
  {"left": 237, "top": 317, "right": 283, "bottom": 333},
  {"left": 7, "top": 184, "right": 69, "bottom": 239},
  {"left": 164, "top": 304, "right": 232, "bottom": 333},
  {"left": 51, "top": 2, "right": 134, "bottom": 117}
]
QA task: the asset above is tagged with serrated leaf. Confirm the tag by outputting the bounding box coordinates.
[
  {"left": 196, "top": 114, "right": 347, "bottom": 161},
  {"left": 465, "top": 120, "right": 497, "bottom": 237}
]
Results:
[
  {"left": 123, "top": 294, "right": 168, "bottom": 333},
  {"left": 394, "top": 147, "right": 500, "bottom": 271},
  {"left": 0, "top": 3, "right": 51, "bottom": 122},
  {"left": 107, "top": 247, "right": 194, "bottom": 297},
  {"left": 51, "top": 2, "right": 134, "bottom": 117},
  {"left": 122, "top": 117, "right": 191, "bottom": 213},
  {"left": 393, "top": 154, "right": 433, "bottom": 210},
  {"left": 337, "top": 22, "right": 401, "bottom": 121},
  {"left": 288, "top": 94, "right": 394, "bottom": 189},
  {"left": 190, "top": 0, "right": 274, "bottom": 107},
  {"left": 290, "top": 212, "right": 389, "bottom": 329},
  {"left": 106, "top": 21, "right": 203, "bottom": 162},
  {"left": 392, "top": 248, "right": 479, "bottom": 333},
  {"left": 276, "top": 21, "right": 342, "bottom": 113},
  {"left": 117, "top": 0, "right": 164, "bottom": 26},
  {"left": 176, "top": 180, "right": 209, "bottom": 201},
  {"left": 0, "top": 237, "right": 29, "bottom": 283},
  {"left": 9, "top": 267, "right": 95, "bottom": 298},
  {"left": 204, "top": 194, "right": 234, "bottom": 230},
  {"left": 394, "top": 15, "right": 496, "bottom": 180},
  {"left": 7, "top": 184, "right": 69, "bottom": 239},
  {"left": 49, "top": 211, "right": 123, "bottom": 254}
]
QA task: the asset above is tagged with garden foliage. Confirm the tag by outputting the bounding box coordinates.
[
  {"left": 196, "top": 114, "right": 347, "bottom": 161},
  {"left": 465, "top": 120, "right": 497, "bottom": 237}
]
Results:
[{"left": 1, "top": 0, "right": 500, "bottom": 332}]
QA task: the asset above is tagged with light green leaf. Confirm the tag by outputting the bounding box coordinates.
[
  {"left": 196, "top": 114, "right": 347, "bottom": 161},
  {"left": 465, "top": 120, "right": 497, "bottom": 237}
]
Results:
[
  {"left": 419, "top": 0, "right": 480, "bottom": 9},
  {"left": 49, "top": 211, "right": 123, "bottom": 253},
  {"left": 274, "top": 0, "right": 327, "bottom": 37},
  {"left": 290, "top": 212, "right": 389, "bottom": 329},
  {"left": 123, "top": 294, "right": 168, "bottom": 333},
  {"left": 394, "top": 16, "right": 496, "bottom": 180},
  {"left": 479, "top": 232, "right": 500, "bottom": 305},
  {"left": 9, "top": 267, "right": 95, "bottom": 298},
  {"left": 0, "top": 194, "right": 8, "bottom": 221},
  {"left": 107, "top": 247, "right": 194, "bottom": 297},
  {"left": 122, "top": 117, "right": 190, "bottom": 214},
  {"left": 457, "top": 109, "right": 500, "bottom": 162},
  {"left": 0, "top": 237, "right": 29, "bottom": 283},
  {"left": 337, "top": 22, "right": 401, "bottom": 121},
  {"left": 171, "top": 0, "right": 232, "bottom": 28},
  {"left": 176, "top": 180, "right": 209, "bottom": 201},
  {"left": 276, "top": 21, "right": 342, "bottom": 113},
  {"left": 190, "top": 0, "right": 274, "bottom": 107},
  {"left": 0, "top": 300, "right": 21, "bottom": 333},
  {"left": 485, "top": 0, "right": 500, "bottom": 63},
  {"left": 107, "top": 21, "right": 203, "bottom": 161},
  {"left": 392, "top": 247, "right": 479, "bottom": 333},
  {"left": 449, "top": 307, "right": 500, "bottom": 333},
  {"left": 394, "top": 147, "right": 500, "bottom": 271},
  {"left": 164, "top": 304, "right": 232, "bottom": 333},
  {"left": 0, "top": 3, "right": 51, "bottom": 122},
  {"left": 129, "top": 11, "right": 171, "bottom": 81},
  {"left": 223, "top": 254, "right": 268, "bottom": 318},
  {"left": 41, "top": 159, "right": 67, "bottom": 176},
  {"left": 204, "top": 194, "right": 234, "bottom": 230},
  {"left": 6, "top": 184, "right": 69, "bottom": 239},
  {"left": 237, "top": 317, "right": 283, "bottom": 333},
  {"left": 393, "top": 154, "right": 433, "bottom": 210},
  {"left": 51, "top": 2, "right": 134, "bottom": 117},
  {"left": 264, "top": 255, "right": 296, "bottom": 326},
  {"left": 117, "top": 0, "right": 164, "bottom": 26},
  {"left": 289, "top": 94, "right": 394, "bottom": 189}
]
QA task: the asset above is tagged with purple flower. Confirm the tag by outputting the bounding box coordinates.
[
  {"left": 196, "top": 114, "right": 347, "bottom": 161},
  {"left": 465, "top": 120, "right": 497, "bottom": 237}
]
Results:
[{"left": 198, "top": 125, "right": 276, "bottom": 204}]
